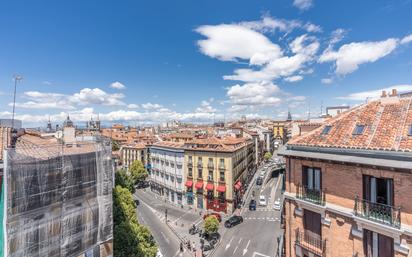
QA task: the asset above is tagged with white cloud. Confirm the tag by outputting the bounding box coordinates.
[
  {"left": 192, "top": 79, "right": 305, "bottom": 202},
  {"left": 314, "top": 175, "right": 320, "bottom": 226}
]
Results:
[
  {"left": 293, "top": 0, "right": 313, "bottom": 11},
  {"left": 319, "top": 38, "right": 398, "bottom": 75},
  {"left": 12, "top": 88, "right": 125, "bottom": 110},
  {"left": 400, "top": 34, "right": 412, "bottom": 45},
  {"left": 330, "top": 28, "right": 346, "bottom": 45},
  {"left": 196, "top": 100, "right": 217, "bottom": 113},
  {"left": 321, "top": 78, "right": 333, "bottom": 84},
  {"left": 110, "top": 81, "right": 126, "bottom": 90},
  {"left": 337, "top": 84, "right": 412, "bottom": 101},
  {"left": 284, "top": 75, "right": 303, "bottom": 82},
  {"left": 227, "top": 81, "right": 282, "bottom": 106},
  {"left": 142, "top": 102, "right": 163, "bottom": 110},
  {"left": 196, "top": 24, "right": 282, "bottom": 62},
  {"left": 127, "top": 104, "right": 139, "bottom": 109}
]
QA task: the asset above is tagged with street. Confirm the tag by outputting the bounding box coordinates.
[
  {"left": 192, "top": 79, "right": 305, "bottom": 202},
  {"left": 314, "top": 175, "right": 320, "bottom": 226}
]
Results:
[
  {"left": 211, "top": 158, "right": 284, "bottom": 257},
  {"left": 134, "top": 155, "right": 284, "bottom": 257}
]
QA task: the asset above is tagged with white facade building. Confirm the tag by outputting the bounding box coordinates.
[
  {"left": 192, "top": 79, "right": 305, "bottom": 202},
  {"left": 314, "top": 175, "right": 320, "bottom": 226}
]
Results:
[{"left": 149, "top": 142, "right": 185, "bottom": 205}]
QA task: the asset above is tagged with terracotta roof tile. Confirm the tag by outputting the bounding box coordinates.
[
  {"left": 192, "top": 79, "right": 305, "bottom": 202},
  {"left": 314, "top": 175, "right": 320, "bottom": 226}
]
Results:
[{"left": 289, "top": 97, "right": 412, "bottom": 152}]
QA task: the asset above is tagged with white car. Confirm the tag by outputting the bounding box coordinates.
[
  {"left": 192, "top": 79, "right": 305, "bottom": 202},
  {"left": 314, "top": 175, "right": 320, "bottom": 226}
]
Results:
[
  {"left": 273, "top": 200, "right": 281, "bottom": 211},
  {"left": 259, "top": 195, "right": 267, "bottom": 206}
]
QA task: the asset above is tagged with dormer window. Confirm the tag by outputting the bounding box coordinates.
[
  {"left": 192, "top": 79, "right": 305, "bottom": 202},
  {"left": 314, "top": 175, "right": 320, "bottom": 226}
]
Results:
[
  {"left": 321, "top": 125, "right": 332, "bottom": 135},
  {"left": 353, "top": 125, "right": 365, "bottom": 135},
  {"left": 408, "top": 125, "right": 412, "bottom": 136}
]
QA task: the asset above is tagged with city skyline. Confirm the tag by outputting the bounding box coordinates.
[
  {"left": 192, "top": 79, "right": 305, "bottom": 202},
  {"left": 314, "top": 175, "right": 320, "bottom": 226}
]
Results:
[{"left": 1, "top": 0, "right": 412, "bottom": 126}]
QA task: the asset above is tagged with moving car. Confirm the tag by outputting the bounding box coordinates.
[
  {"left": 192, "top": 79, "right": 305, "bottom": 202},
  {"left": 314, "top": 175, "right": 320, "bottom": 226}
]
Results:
[
  {"left": 259, "top": 195, "right": 267, "bottom": 206},
  {"left": 134, "top": 199, "right": 140, "bottom": 206},
  {"left": 256, "top": 177, "right": 263, "bottom": 186},
  {"left": 273, "top": 200, "right": 281, "bottom": 211},
  {"left": 224, "top": 215, "right": 243, "bottom": 228},
  {"left": 249, "top": 199, "right": 257, "bottom": 211},
  {"left": 203, "top": 212, "right": 222, "bottom": 222}
]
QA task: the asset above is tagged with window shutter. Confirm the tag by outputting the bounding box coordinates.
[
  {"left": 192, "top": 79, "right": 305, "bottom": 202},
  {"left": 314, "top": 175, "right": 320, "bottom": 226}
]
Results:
[
  {"left": 302, "top": 166, "right": 308, "bottom": 187},
  {"left": 363, "top": 175, "right": 371, "bottom": 201}
]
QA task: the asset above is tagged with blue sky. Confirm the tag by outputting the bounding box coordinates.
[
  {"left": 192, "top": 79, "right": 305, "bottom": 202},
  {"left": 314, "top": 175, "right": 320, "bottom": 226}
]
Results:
[{"left": 1, "top": 0, "right": 412, "bottom": 126}]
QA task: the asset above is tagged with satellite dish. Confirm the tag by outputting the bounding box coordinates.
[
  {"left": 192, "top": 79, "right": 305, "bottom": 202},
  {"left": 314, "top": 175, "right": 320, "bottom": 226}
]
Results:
[{"left": 55, "top": 130, "right": 63, "bottom": 139}]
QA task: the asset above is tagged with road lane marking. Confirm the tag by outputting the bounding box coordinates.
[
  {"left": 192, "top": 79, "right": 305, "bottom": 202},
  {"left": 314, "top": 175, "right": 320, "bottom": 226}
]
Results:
[
  {"left": 160, "top": 231, "right": 170, "bottom": 244},
  {"left": 252, "top": 252, "right": 271, "bottom": 257},
  {"left": 243, "top": 240, "right": 250, "bottom": 256},
  {"left": 233, "top": 245, "right": 239, "bottom": 255},
  {"left": 225, "top": 237, "right": 234, "bottom": 251}
]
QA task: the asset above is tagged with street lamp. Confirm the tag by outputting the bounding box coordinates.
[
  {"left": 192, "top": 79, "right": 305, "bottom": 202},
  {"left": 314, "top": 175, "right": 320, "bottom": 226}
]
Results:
[{"left": 11, "top": 75, "right": 23, "bottom": 129}]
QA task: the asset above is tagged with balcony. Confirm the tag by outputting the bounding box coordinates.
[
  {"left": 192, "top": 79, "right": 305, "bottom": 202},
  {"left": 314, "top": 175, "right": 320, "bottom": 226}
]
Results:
[
  {"left": 197, "top": 162, "right": 203, "bottom": 168},
  {"left": 219, "top": 165, "right": 225, "bottom": 171},
  {"left": 296, "top": 184, "right": 325, "bottom": 206},
  {"left": 188, "top": 161, "right": 193, "bottom": 167},
  {"left": 295, "top": 228, "right": 326, "bottom": 256},
  {"left": 354, "top": 196, "right": 401, "bottom": 229},
  {"left": 207, "top": 162, "right": 214, "bottom": 170}
]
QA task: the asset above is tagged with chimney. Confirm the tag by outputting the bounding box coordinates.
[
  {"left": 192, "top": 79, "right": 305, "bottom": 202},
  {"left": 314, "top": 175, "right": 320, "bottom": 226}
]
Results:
[
  {"left": 381, "top": 90, "right": 387, "bottom": 97},
  {"left": 390, "top": 88, "right": 398, "bottom": 97}
]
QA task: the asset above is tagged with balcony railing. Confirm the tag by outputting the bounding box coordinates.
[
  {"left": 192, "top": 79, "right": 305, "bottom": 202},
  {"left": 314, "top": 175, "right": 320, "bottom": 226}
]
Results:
[
  {"left": 354, "top": 196, "right": 401, "bottom": 229},
  {"left": 296, "top": 184, "right": 326, "bottom": 206},
  {"left": 207, "top": 163, "right": 214, "bottom": 170},
  {"left": 295, "top": 228, "right": 326, "bottom": 257}
]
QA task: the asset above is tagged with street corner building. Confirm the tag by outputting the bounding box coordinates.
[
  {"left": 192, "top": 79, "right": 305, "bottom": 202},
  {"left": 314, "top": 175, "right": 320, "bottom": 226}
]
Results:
[
  {"left": 183, "top": 136, "right": 255, "bottom": 213},
  {"left": 279, "top": 89, "right": 412, "bottom": 257},
  {"left": 0, "top": 124, "right": 113, "bottom": 256}
]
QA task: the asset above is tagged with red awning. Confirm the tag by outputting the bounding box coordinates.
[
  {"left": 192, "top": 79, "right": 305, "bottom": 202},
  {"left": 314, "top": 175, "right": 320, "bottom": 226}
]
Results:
[
  {"left": 195, "top": 181, "right": 204, "bottom": 190},
  {"left": 234, "top": 183, "right": 241, "bottom": 190},
  {"left": 206, "top": 183, "right": 214, "bottom": 191},
  {"left": 237, "top": 181, "right": 242, "bottom": 187},
  {"left": 185, "top": 180, "right": 193, "bottom": 187},
  {"left": 217, "top": 185, "right": 226, "bottom": 192}
]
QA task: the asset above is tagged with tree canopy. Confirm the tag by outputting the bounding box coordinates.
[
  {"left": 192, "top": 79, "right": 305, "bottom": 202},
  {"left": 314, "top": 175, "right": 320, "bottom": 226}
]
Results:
[
  {"left": 203, "top": 216, "right": 219, "bottom": 234},
  {"left": 264, "top": 152, "right": 273, "bottom": 161},
  {"left": 115, "top": 169, "right": 135, "bottom": 193},
  {"left": 129, "top": 160, "right": 148, "bottom": 183}
]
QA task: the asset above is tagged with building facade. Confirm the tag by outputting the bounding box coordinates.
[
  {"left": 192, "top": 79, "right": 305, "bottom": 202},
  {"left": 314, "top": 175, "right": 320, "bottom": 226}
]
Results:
[
  {"left": 279, "top": 91, "right": 412, "bottom": 257},
  {"left": 149, "top": 142, "right": 185, "bottom": 205},
  {"left": 183, "top": 137, "right": 254, "bottom": 213},
  {"left": 120, "top": 143, "right": 148, "bottom": 169}
]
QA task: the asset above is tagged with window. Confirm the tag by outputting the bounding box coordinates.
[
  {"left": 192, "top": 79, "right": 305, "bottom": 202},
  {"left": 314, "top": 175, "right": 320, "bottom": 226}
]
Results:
[
  {"left": 188, "top": 167, "right": 193, "bottom": 177},
  {"left": 363, "top": 230, "right": 394, "bottom": 257},
  {"left": 321, "top": 125, "right": 332, "bottom": 135},
  {"left": 219, "top": 159, "right": 225, "bottom": 169},
  {"left": 353, "top": 124, "right": 365, "bottom": 135},
  {"left": 363, "top": 175, "right": 393, "bottom": 206},
  {"left": 302, "top": 167, "right": 321, "bottom": 190},
  {"left": 198, "top": 168, "right": 203, "bottom": 178},
  {"left": 208, "top": 170, "right": 213, "bottom": 181},
  {"left": 303, "top": 209, "right": 321, "bottom": 237},
  {"left": 409, "top": 125, "right": 412, "bottom": 136},
  {"left": 219, "top": 170, "right": 225, "bottom": 182}
]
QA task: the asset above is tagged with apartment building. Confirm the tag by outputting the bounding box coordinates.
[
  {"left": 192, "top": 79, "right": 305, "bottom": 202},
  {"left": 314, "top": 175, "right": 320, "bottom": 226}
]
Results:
[
  {"left": 183, "top": 137, "right": 254, "bottom": 213},
  {"left": 149, "top": 141, "right": 185, "bottom": 205},
  {"left": 120, "top": 142, "right": 148, "bottom": 168},
  {"left": 279, "top": 90, "right": 412, "bottom": 257}
]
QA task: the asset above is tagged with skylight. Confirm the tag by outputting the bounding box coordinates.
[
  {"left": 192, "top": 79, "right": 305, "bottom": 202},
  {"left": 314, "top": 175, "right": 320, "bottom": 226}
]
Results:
[
  {"left": 353, "top": 125, "right": 365, "bottom": 135},
  {"left": 408, "top": 125, "right": 412, "bottom": 136},
  {"left": 321, "top": 125, "right": 332, "bottom": 135}
]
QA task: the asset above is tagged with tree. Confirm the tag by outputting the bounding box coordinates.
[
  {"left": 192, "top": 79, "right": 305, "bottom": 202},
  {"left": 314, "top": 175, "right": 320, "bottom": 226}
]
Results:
[
  {"left": 264, "top": 152, "right": 272, "bottom": 162},
  {"left": 112, "top": 140, "right": 120, "bottom": 151},
  {"left": 113, "top": 185, "right": 137, "bottom": 225},
  {"left": 115, "top": 169, "right": 135, "bottom": 193},
  {"left": 129, "top": 160, "right": 148, "bottom": 184},
  {"left": 203, "top": 216, "right": 219, "bottom": 235}
]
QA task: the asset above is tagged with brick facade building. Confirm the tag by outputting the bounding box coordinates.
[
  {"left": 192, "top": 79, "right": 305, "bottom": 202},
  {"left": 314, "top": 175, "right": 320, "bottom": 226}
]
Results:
[{"left": 279, "top": 90, "right": 412, "bottom": 257}]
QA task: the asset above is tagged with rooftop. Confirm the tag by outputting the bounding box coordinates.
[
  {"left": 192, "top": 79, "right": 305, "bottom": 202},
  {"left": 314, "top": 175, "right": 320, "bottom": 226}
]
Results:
[
  {"left": 288, "top": 95, "right": 412, "bottom": 152},
  {"left": 184, "top": 136, "right": 251, "bottom": 152}
]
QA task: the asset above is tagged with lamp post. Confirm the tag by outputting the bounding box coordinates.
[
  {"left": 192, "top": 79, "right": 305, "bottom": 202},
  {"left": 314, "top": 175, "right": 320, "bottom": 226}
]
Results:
[{"left": 11, "top": 75, "right": 23, "bottom": 129}]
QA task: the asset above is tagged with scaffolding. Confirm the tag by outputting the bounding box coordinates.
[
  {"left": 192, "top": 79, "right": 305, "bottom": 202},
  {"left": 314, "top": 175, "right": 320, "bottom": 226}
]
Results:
[{"left": 2, "top": 135, "right": 113, "bottom": 257}]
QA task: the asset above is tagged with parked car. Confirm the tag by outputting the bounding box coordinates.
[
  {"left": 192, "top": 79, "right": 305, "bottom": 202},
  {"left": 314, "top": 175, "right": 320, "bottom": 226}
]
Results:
[
  {"left": 273, "top": 199, "right": 281, "bottom": 211},
  {"left": 256, "top": 177, "right": 263, "bottom": 186},
  {"left": 203, "top": 243, "right": 214, "bottom": 251},
  {"left": 249, "top": 199, "right": 257, "bottom": 211},
  {"left": 134, "top": 199, "right": 140, "bottom": 206},
  {"left": 259, "top": 195, "right": 267, "bottom": 206},
  {"left": 202, "top": 232, "right": 220, "bottom": 243},
  {"left": 203, "top": 212, "right": 222, "bottom": 222},
  {"left": 224, "top": 215, "right": 243, "bottom": 228}
]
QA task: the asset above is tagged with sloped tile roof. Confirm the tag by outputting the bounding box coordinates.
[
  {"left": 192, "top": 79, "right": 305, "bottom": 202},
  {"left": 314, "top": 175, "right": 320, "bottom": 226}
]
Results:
[{"left": 288, "top": 97, "right": 412, "bottom": 152}]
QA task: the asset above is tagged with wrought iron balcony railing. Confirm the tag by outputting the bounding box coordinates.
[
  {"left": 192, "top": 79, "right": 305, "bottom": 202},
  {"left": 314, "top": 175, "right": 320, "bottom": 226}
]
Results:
[
  {"left": 296, "top": 184, "right": 326, "bottom": 206},
  {"left": 207, "top": 162, "right": 214, "bottom": 170},
  {"left": 295, "top": 228, "right": 326, "bottom": 257},
  {"left": 354, "top": 196, "right": 401, "bottom": 229}
]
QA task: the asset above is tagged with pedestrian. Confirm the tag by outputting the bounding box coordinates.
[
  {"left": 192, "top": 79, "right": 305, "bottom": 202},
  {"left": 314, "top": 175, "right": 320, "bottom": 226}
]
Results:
[{"left": 180, "top": 242, "right": 183, "bottom": 252}]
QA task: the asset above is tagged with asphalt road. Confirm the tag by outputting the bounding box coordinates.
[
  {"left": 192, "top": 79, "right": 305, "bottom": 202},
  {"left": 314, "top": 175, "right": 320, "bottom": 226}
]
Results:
[
  {"left": 212, "top": 157, "right": 284, "bottom": 257},
  {"left": 135, "top": 189, "right": 198, "bottom": 257}
]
